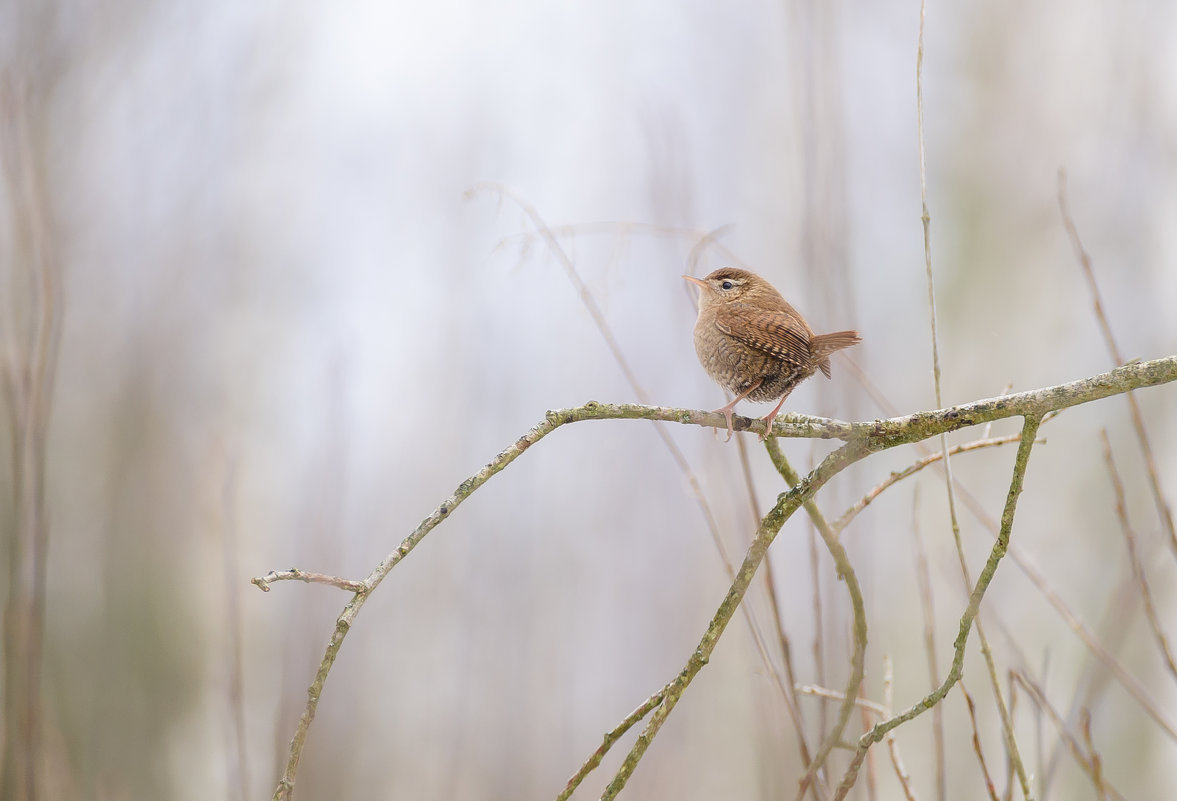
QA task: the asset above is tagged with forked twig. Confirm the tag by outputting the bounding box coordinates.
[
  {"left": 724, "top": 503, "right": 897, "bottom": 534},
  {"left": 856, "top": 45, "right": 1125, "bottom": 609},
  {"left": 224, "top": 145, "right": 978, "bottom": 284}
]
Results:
[
  {"left": 260, "top": 358, "right": 1177, "bottom": 800},
  {"left": 840, "top": 355, "right": 1177, "bottom": 745},
  {"left": 834, "top": 434, "right": 1035, "bottom": 534},
  {"left": 556, "top": 684, "right": 670, "bottom": 801},
  {"left": 764, "top": 440, "right": 867, "bottom": 800},
  {"left": 833, "top": 415, "right": 1043, "bottom": 800}
]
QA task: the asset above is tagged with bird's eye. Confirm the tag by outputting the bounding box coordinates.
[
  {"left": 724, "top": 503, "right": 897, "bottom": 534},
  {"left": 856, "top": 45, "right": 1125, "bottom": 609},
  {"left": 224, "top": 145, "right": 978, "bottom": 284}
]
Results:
[{"left": 720, "top": 280, "right": 734, "bottom": 290}]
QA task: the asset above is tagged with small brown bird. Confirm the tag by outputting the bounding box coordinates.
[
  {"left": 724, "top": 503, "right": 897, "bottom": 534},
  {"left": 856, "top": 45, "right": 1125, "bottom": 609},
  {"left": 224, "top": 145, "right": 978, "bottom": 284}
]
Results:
[{"left": 684, "top": 267, "right": 861, "bottom": 439}]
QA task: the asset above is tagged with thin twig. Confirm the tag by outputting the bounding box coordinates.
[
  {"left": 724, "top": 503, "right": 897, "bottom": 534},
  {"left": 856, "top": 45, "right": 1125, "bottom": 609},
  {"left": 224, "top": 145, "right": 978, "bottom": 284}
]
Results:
[
  {"left": 882, "top": 658, "right": 920, "bottom": 801},
  {"left": 811, "top": 516, "right": 828, "bottom": 741},
  {"left": 796, "top": 685, "right": 886, "bottom": 717},
  {"left": 1010, "top": 672, "right": 1127, "bottom": 801},
  {"left": 556, "top": 684, "right": 669, "bottom": 801},
  {"left": 910, "top": 488, "right": 945, "bottom": 801},
  {"left": 1098, "top": 430, "right": 1177, "bottom": 681},
  {"left": 960, "top": 683, "right": 1000, "bottom": 801},
  {"left": 251, "top": 570, "right": 367, "bottom": 594},
  {"left": 1058, "top": 169, "right": 1177, "bottom": 558},
  {"left": 834, "top": 434, "right": 1033, "bottom": 534},
  {"left": 1079, "top": 709, "right": 1109, "bottom": 801}
]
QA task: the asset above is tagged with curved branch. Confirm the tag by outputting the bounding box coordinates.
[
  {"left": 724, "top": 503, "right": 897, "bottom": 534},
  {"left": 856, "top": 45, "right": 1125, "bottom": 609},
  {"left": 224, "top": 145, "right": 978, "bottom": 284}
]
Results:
[
  {"left": 763, "top": 440, "right": 867, "bottom": 800},
  {"left": 833, "top": 415, "right": 1044, "bottom": 799},
  {"left": 261, "top": 354, "right": 1177, "bottom": 800}
]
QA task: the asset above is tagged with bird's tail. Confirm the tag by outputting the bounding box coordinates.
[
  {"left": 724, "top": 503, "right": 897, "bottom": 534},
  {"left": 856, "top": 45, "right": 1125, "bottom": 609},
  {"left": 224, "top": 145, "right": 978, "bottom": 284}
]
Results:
[{"left": 811, "top": 330, "right": 862, "bottom": 378}]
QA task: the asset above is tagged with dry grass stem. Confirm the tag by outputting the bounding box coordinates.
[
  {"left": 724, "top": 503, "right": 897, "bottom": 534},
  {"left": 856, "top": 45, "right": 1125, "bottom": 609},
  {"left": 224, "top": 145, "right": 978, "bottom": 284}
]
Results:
[{"left": 1079, "top": 710, "right": 1108, "bottom": 801}]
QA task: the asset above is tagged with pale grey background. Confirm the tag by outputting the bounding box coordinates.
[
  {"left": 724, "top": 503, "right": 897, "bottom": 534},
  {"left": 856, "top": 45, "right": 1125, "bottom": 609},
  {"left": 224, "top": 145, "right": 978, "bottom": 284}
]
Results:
[{"left": 4, "top": 0, "right": 1177, "bottom": 798}]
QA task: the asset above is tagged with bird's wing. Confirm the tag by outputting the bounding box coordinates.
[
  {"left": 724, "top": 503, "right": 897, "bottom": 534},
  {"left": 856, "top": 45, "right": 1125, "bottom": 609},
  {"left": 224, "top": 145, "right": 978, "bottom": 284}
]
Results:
[{"left": 714, "top": 302, "right": 812, "bottom": 367}]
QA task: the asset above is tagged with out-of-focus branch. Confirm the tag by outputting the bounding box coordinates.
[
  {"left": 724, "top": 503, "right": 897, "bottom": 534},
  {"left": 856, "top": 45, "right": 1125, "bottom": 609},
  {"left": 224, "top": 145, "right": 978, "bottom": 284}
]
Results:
[
  {"left": 960, "top": 684, "right": 999, "bottom": 801},
  {"left": 1099, "top": 431, "right": 1177, "bottom": 682},
  {"left": 1059, "top": 170, "right": 1177, "bottom": 558},
  {"left": 0, "top": 73, "right": 64, "bottom": 801},
  {"left": 1011, "top": 672, "right": 1126, "bottom": 801}
]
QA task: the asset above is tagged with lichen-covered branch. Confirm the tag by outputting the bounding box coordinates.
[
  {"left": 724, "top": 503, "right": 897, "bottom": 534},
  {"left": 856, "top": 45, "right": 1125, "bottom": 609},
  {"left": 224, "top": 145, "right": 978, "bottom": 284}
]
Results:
[
  {"left": 833, "top": 415, "right": 1043, "bottom": 800},
  {"left": 764, "top": 440, "right": 867, "bottom": 801},
  {"left": 260, "top": 355, "right": 1177, "bottom": 800}
]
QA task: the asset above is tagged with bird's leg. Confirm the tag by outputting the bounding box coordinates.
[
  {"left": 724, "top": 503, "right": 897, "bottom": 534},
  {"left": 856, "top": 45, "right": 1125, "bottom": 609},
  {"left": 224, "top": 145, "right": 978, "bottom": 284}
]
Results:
[
  {"left": 760, "top": 391, "right": 793, "bottom": 440},
  {"left": 713, "top": 379, "right": 763, "bottom": 442}
]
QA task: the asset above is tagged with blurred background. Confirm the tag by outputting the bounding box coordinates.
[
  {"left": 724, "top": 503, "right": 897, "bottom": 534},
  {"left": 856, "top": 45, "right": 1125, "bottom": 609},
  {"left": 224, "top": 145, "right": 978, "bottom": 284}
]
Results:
[{"left": 2, "top": 0, "right": 1176, "bottom": 799}]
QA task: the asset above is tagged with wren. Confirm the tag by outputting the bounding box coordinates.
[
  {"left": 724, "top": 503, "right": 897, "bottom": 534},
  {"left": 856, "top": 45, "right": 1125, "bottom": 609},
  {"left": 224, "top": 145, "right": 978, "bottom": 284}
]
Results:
[{"left": 684, "top": 267, "right": 861, "bottom": 439}]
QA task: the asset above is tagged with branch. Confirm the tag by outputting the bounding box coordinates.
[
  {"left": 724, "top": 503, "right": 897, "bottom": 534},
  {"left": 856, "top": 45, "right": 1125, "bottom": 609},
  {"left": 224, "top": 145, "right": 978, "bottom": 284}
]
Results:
[
  {"left": 764, "top": 441, "right": 867, "bottom": 800},
  {"left": 259, "top": 355, "right": 1177, "bottom": 800},
  {"left": 833, "top": 414, "right": 1044, "bottom": 800}
]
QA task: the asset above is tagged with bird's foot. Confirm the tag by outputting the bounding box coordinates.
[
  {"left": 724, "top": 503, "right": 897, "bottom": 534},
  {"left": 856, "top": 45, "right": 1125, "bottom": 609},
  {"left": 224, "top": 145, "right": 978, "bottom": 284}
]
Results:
[{"left": 711, "top": 405, "right": 738, "bottom": 442}]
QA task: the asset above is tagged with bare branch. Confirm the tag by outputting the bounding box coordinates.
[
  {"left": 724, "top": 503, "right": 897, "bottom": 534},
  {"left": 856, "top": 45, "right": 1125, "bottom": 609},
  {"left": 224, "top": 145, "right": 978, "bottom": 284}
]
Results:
[
  {"left": 251, "top": 570, "right": 367, "bottom": 594},
  {"left": 883, "top": 658, "right": 920, "bottom": 801},
  {"left": 834, "top": 415, "right": 1044, "bottom": 799},
  {"left": 557, "top": 684, "right": 669, "bottom": 801},
  {"left": 834, "top": 434, "right": 1033, "bottom": 534},
  {"left": 764, "top": 441, "right": 867, "bottom": 801},
  {"left": 261, "top": 355, "right": 1177, "bottom": 800}
]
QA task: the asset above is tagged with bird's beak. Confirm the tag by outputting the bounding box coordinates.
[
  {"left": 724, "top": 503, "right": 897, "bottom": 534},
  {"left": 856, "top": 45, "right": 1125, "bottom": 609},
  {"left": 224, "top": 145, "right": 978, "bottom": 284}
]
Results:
[{"left": 682, "top": 275, "right": 706, "bottom": 289}]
